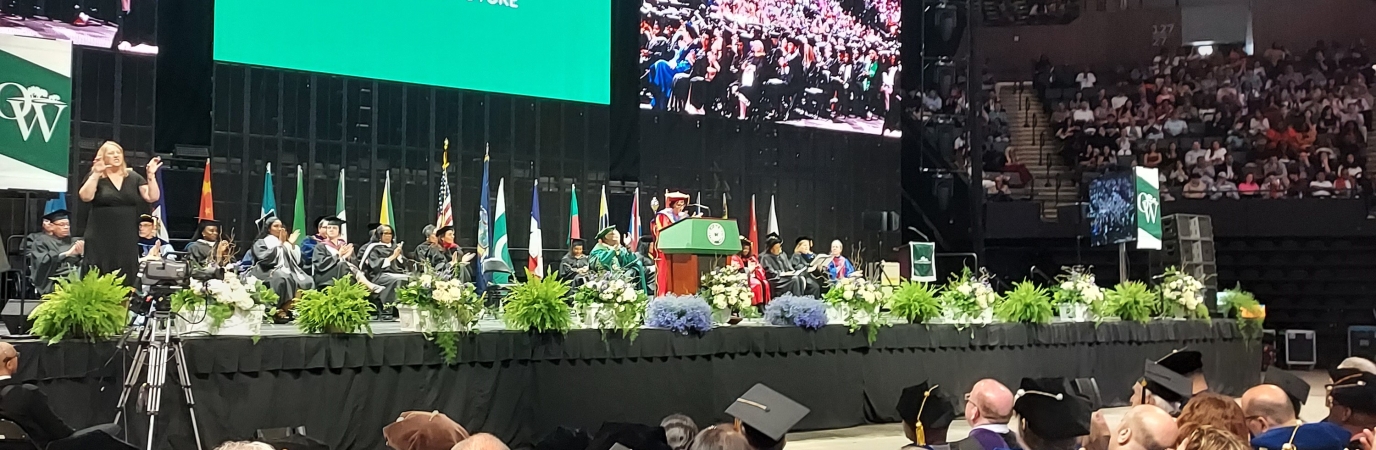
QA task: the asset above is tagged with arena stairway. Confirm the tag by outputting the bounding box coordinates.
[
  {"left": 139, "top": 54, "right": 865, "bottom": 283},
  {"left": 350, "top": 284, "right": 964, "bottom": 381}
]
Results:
[{"left": 997, "top": 82, "right": 1077, "bottom": 221}]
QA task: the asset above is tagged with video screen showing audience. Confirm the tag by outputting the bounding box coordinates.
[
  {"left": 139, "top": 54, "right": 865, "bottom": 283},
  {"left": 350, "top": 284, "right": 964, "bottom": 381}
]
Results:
[
  {"left": 1088, "top": 172, "right": 1136, "bottom": 247},
  {"left": 0, "top": 0, "right": 157, "bottom": 54},
  {"left": 639, "top": 0, "right": 901, "bottom": 137}
]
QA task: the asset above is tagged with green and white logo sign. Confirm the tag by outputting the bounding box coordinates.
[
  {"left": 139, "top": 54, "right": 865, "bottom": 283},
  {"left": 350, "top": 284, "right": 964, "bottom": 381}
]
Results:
[
  {"left": 909, "top": 242, "right": 936, "bottom": 282},
  {"left": 1134, "top": 167, "right": 1161, "bottom": 250},
  {"left": 0, "top": 35, "right": 71, "bottom": 192}
]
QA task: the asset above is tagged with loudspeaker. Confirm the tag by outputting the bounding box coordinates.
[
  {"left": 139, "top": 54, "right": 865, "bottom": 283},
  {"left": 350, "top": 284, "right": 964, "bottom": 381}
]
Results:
[
  {"left": 863, "top": 211, "right": 900, "bottom": 232},
  {"left": 1350, "top": 326, "right": 1376, "bottom": 360},
  {"left": 1159, "top": 214, "right": 1218, "bottom": 311},
  {"left": 0, "top": 299, "right": 43, "bottom": 335},
  {"left": 1285, "top": 330, "right": 1317, "bottom": 367}
]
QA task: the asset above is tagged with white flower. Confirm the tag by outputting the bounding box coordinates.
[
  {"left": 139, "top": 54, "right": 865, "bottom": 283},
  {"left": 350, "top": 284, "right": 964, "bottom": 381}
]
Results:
[
  {"left": 600, "top": 292, "right": 613, "bottom": 300},
  {"left": 843, "top": 291, "right": 854, "bottom": 300},
  {"left": 712, "top": 285, "right": 725, "bottom": 294},
  {"left": 621, "top": 290, "right": 636, "bottom": 302},
  {"left": 419, "top": 274, "right": 434, "bottom": 287},
  {"left": 956, "top": 284, "right": 974, "bottom": 296}
]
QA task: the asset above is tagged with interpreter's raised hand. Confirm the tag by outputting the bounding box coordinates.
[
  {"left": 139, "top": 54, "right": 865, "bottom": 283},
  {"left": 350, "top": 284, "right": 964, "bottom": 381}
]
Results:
[
  {"left": 90, "top": 153, "right": 107, "bottom": 176},
  {"left": 145, "top": 156, "right": 162, "bottom": 176}
]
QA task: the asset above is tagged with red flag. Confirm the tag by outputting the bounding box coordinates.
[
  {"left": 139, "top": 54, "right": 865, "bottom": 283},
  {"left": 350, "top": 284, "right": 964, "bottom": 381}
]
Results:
[
  {"left": 198, "top": 159, "right": 214, "bottom": 220},
  {"left": 748, "top": 195, "right": 759, "bottom": 257}
]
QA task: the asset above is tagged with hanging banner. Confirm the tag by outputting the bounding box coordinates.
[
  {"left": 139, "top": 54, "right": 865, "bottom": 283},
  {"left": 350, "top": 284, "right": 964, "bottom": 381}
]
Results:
[
  {"left": 909, "top": 242, "right": 936, "bottom": 282},
  {"left": 0, "top": 35, "right": 72, "bottom": 192},
  {"left": 1134, "top": 167, "right": 1162, "bottom": 250}
]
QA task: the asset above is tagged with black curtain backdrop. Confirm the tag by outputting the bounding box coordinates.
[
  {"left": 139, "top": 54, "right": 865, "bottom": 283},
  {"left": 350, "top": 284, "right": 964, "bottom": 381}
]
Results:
[
  {"left": 152, "top": 0, "right": 212, "bottom": 153},
  {"left": 19, "top": 321, "right": 1257, "bottom": 450},
  {"left": 608, "top": 0, "right": 642, "bottom": 181},
  {"left": 637, "top": 112, "right": 902, "bottom": 260}
]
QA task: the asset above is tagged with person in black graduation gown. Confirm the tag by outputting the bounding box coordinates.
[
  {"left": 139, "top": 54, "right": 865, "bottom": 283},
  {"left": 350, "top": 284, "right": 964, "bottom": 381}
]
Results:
[
  {"left": 21, "top": 210, "right": 83, "bottom": 295},
  {"left": 246, "top": 215, "right": 312, "bottom": 311},
  {"left": 558, "top": 238, "right": 592, "bottom": 288},
  {"left": 416, "top": 225, "right": 473, "bottom": 282},
  {"left": 415, "top": 225, "right": 453, "bottom": 275},
  {"left": 183, "top": 219, "right": 231, "bottom": 280},
  {"left": 634, "top": 236, "right": 658, "bottom": 297},
  {"left": 759, "top": 233, "right": 819, "bottom": 297},
  {"left": 136, "top": 214, "right": 173, "bottom": 262},
  {"left": 360, "top": 224, "right": 410, "bottom": 316},
  {"left": 896, "top": 382, "right": 956, "bottom": 450},
  {"left": 302, "top": 216, "right": 354, "bottom": 288}
]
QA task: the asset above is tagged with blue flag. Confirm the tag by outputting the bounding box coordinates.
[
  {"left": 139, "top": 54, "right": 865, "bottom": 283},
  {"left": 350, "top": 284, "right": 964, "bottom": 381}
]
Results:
[{"left": 475, "top": 147, "right": 491, "bottom": 292}]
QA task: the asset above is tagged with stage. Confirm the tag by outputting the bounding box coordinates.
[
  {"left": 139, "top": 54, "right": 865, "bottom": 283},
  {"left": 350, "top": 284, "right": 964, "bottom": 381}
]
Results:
[{"left": 15, "top": 320, "right": 1259, "bottom": 450}]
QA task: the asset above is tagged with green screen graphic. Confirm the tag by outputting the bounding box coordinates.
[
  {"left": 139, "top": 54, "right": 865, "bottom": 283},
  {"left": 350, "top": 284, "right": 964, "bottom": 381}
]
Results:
[{"left": 214, "top": 0, "right": 611, "bottom": 104}]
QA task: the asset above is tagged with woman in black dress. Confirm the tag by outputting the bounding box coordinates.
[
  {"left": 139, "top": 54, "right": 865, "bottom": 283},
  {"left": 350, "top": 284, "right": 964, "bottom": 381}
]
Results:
[{"left": 77, "top": 141, "right": 161, "bottom": 287}]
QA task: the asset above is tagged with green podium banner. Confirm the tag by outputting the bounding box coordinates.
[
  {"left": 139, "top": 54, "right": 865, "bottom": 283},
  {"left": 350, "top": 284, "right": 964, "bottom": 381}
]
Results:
[
  {"left": 0, "top": 35, "right": 71, "bottom": 192},
  {"left": 657, "top": 218, "right": 742, "bottom": 256},
  {"left": 909, "top": 242, "right": 936, "bottom": 282}
]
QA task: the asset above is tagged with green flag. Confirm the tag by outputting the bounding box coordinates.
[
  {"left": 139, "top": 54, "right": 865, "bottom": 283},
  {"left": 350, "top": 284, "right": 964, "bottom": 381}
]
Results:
[
  {"left": 1134, "top": 167, "right": 1162, "bottom": 250},
  {"left": 380, "top": 170, "right": 395, "bottom": 228},
  {"left": 492, "top": 178, "right": 512, "bottom": 283},
  {"left": 292, "top": 165, "right": 306, "bottom": 236},
  {"left": 0, "top": 35, "right": 72, "bottom": 192}
]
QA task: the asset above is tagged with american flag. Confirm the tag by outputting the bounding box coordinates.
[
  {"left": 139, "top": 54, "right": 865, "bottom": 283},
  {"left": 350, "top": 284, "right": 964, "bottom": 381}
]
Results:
[{"left": 436, "top": 139, "right": 454, "bottom": 227}]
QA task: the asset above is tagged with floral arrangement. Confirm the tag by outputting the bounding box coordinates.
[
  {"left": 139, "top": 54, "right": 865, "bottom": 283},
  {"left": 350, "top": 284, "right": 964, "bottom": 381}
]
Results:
[
  {"left": 823, "top": 275, "right": 889, "bottom": 343},
  {"left": 1051, "top": 266, "right": 1104, "bottom": 305},
  {"left": 994, "top": 281, "right": 1055, "bottom": 324},
  {"left": 395, "top": 270, "right": 483, "bottom": 363},
  {"left": 1158, "top": 266, "right": 1208, "bottom": 319},
  {"left": 938, "top": 267, "right": 1000, "bottom": 322},
  {"left": 764, "top": 295, "right": 829, "bottom": 330},
  {"left": 645, "top": 294, "right": 714, "bottom": 335},
  {"left": 1218, "top": 284, "right": 1263, "bottom": 341},
  {"left": 572, "top": 271, "right": 649, "bottom": 340},
  {"left": 889, "top": 281, "right": 941, "bottom": 324},
  {"left": 171, "top": 271, "right": 278, "bottom": 333},
  {"left": 699, "top": 266, "right": 754, "bottom": 317},
  {"left": 30, "top": 270, "right": 133, "bottom": 343}
]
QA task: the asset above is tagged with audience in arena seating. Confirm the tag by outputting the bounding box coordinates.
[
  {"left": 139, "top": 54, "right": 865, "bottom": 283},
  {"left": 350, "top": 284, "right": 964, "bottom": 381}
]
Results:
[{"left": 1036, "top": 39, "right": 1375, "bottom": 200}]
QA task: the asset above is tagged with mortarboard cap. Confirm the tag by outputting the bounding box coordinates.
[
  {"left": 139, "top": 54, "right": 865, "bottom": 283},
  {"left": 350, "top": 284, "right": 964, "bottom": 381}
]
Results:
[
  {"left": 138, "top": 214, "right": 156, "bottom": 224},
  {"left": 569, "top": 238, "right": 586, "bottom": 247},
  {"left": 1157, "top": 349, "right": 1204, "bottom": 375},
  {"left": 533, "top": 426, "right": 591, "bottom": 450},
  {"left": 196, "top": 218, "right": 220, "bottom": 227},
  {"left": 726, "top": 383, "right": 811, "bottom": 443},
  {"left": 1329, "top": 367, "right": 1362, "bottom": 382},
  {"left": 665, "top": 192, "right": 690, "bottom": 202},
  {"left": 765, "top": 233, "right": 782, "bottom": 245},
  {"left": 1263, "top": 370, "right": 1310, "bottom": 413},
  {"left": 795, "top": 236, "right": 813, "bottom": 245},
  {"left": 1143, "top": 360, "right": 1193, "bottom": 404},
  {"left": 1328, "top": 372, "right": 1376, "bottom": 415},
  {"left": 367, "top": 222, "right": 385, "bottom": 231},
  {"left": 41, "top": 209, "right": 70, "bottom": 222},
  {"left": 585, "top": 423, "right": 671, "bottom": 450},
  {"left": 315, "top": 216, "right": 345, "bottom": 227},
  {"left": 435, "top": 225, "right": 454, "bottom": 237},
  {"left": 1013, "top": 377, "right": 1091, "bottom": 440},
  {"left": 595, "top": 226, "right": 618, "bottom": 240},
  {"left": 896, "top": 382, "right": 955, "bottom": 446}
]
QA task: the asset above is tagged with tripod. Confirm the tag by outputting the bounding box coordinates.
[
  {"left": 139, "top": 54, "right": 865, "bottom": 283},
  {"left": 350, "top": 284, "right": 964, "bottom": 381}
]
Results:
[{"left": 113, "top": 308, "right": 205, "bottom": 450}]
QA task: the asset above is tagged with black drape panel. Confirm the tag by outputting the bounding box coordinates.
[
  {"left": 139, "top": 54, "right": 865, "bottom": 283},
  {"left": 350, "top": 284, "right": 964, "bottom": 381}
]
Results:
[
  {"left": 19, "top": 321, "right": 1257, "bottom": 450},
  {"left": 153, "top": 0, "right": 212, "bottom": 153},
  {"left": 608, "top": 0, "right": 642, "bottom": 181}
]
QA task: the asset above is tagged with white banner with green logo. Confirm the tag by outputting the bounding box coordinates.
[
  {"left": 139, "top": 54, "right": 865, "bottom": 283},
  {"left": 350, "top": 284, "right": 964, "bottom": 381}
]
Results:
[
  {"left": 0, "top": 35, "right": 71, "bottom": 192},
  {"left": 909, "top": 242, "right": 936, "bottom": 282},
  {"left": 1134, "top": 167, "right": 1162, "bottom": 250}
]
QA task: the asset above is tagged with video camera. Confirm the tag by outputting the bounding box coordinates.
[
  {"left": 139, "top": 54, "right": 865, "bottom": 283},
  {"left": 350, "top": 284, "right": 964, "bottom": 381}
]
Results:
[{"left": 136, "top": 253, "right": 193, "bottom": 315}]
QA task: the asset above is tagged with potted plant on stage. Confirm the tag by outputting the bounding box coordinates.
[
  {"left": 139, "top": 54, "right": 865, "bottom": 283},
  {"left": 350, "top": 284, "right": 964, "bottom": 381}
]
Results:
[
  {"left": 699, "top": 266, "right": 754, "bottom": 325},
  {"left": 571, "top": 271, "right": 649, "bottom": 340},
  {"left": 394, "top": 269, "right": 482, "bottom": 362},
  {"left": 502, "top": 270, "right": 573, "bottom": 334},
  {"left": 995, "top": 281, "right": 1055, "bottom": 324},
  {"left": 645, "top": 294, "right": 714, "bottom": 335},
  {"left": 30, "top": 270, "right": 133, "bottom": 343},
  {"left": 764, "top": 295, "right": 829, "bottom": 330},
  {"left": 1103, "top": 281, "right": 1158, "bottom": 323},
  {"left": 1158, "top": 266, "right": 1208, "bottom": 320},
  {"left": 823, "top": 275, "right": 890, "bottom": 343},
  {"left": 1218, "top": 284, "right": 1264, "bottom": 340},
  {"left": 170, "top": 271, "right": 277, "bottom": 336},
  {"left": 889, "top": 281, "right": 942, "bottom": 324},
  {"left": 294, "top": 275, "right": 375, "bottom": 335},
  {"left": 937, "top": 267, "right": 1000, "bottom": 324},
  {"left": 1051, "top": 266, "right": 1104, "bottom": 322}
]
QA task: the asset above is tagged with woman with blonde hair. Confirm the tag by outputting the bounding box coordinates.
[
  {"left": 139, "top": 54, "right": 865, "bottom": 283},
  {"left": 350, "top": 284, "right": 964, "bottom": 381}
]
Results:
[{"left": 78, "top": 141, "right": 162, "bottom": 287}]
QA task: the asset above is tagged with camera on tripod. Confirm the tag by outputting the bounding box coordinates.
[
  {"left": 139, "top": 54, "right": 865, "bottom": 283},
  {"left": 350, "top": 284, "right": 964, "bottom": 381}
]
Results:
[{"left": 137, "top": 256, "right": 193, "bottom": 316}]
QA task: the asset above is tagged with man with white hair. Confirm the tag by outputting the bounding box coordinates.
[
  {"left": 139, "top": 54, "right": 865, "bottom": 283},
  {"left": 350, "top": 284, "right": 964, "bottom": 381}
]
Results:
[
  {"left": 823, "top": 240, "right": 857, "bottom": 280},
  {"left": 953, "top": 379, "right": 1020, "bottom": 450}
]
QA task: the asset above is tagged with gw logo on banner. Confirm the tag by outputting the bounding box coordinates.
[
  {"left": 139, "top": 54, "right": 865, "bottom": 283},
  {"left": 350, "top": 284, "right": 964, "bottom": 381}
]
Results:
[
  {"left": 0, "top": 83, "right": 68, "bottom": 143},
  {"left": 1136, "top": 191, "right": 1159, "bottom": 224},
  {"left": 0, "top": 34, "right": 72, "bottom": 192}
]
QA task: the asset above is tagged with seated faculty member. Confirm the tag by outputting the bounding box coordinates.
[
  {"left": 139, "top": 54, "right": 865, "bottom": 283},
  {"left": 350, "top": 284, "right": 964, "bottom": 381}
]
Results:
[
  {"left": 954, "top": 379, "right": 1020, "bottom": 450},
  {"left": 303, "top": 216, "right": 354, "bottom": 288},
  {"left": 558, "top": 238, "right": 591, "bottom": 288},
  {"left": 136, "top": 214, "right": 173, "bottom": 262},
  {"left": 184, "top": 219, "right": 231, "bottom": 280},
  {"left": 759, "top": 233, "right": 819, "bottom": 297},
  {"left": 246, "top": 215, "right": 313, "bottom": 312},
  {"left": 896, "top": 382, "right": 956, "bottom": 450},
  {"left": 22, "top": 209, "right": 83, "bottom": 295},
  {"left": 824, "top": 239, "right": 857, "bottom": 280},
  {"left": 361, "top": 224, "right": 411, "bottom": 315},
  {"left": 1012, "top": 377, "right": 1091, "bottom": 450},
  {"left": 589, "top": 226, "right": 648, "bottom": 293}
]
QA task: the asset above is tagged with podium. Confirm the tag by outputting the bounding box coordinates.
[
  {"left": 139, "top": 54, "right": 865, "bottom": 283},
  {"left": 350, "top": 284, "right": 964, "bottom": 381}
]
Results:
[{"left": 657, "top": 218, "right": 742, "bottom": 295}]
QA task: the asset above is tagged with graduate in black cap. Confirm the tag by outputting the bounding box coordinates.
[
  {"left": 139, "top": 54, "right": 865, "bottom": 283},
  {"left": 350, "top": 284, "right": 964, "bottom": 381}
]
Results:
[
  {"left": 1242, "top": 370, "right": 1351, "bottom": 450},
  {"left": 1012, "top": 378, "right": 1091, "bottom": 450},
  {"left": 184, "top": 219, "right": 231, "bottom": 279},
  {"left": 1155, "top": 349, "right": 1209, "bottom": 394},
  {"left": 21, "top": 209, "right": 83, "bottom": 295},
  {"left": 725, "top": 383, "right": 811, "bottom": 450},
  {"left": 246, "top": 215, "right": 313, "bottom": 312},
  {"left": 1133, "top": 360, "right": 1193, "bottom": 417},
  {"left": 760, "top": 233, "right": 820, "bottom": 297},
  {"left": 789, "top": 236, "right": 817, "bottom": 268},
  {"left": 558, "top": 238, "right": 592, "bottom": 288},
  {"left": 896, "top": 382, "right": 956, "bottom": 450},
  {"left": 302, "top": 216, "right": 355, "bottom": 288},
  {"left": 1264, "top": 370, "right": 1311, "bottom": 416},
  {"left": 1325, "top": 371, "right": 1376, "bottom": 445}
]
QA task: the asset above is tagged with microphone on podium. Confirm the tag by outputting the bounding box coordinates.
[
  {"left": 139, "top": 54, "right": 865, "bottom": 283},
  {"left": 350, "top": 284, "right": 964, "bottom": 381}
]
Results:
[{"left": 687, "top": 204, "right": 712, "bottom": 217}]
